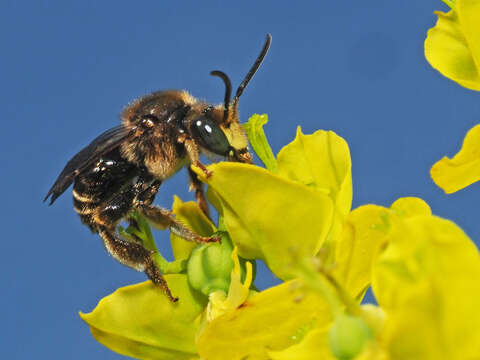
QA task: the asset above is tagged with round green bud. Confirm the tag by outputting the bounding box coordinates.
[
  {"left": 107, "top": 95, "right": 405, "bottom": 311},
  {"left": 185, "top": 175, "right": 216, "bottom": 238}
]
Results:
[
  {"left": 328, "top": 314, "right": 373, "bottom": 360},
  {"left": 187, "top": 232, "right": 234, "bottom": 296}
]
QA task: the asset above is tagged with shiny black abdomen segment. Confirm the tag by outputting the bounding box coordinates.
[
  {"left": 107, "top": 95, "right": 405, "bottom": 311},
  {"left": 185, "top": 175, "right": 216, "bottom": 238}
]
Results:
[
  {"left": 73, "top": 147, "right": 139, "bottom": 231},
  {"left": 74, "top": 148, "right": 137, "bottom": 199}
]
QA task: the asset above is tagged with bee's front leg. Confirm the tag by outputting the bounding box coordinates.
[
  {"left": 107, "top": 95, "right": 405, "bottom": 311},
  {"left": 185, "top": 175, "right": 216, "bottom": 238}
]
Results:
[
  {"left": 179, "top": 136, "right": 212, "bottom": 178},
  {"left": 188, "top": 166, "right": 210, "bottom": 219}
]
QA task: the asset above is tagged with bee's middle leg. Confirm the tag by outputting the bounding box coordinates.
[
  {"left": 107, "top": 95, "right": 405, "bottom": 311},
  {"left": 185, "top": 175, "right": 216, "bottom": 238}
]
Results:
[{"left": 136, "top": 203, "right": 219, "bottom": 243}]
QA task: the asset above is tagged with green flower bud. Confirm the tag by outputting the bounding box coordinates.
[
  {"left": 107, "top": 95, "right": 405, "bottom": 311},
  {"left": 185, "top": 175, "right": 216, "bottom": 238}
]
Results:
[
  {"left": 328, "top": 314, "right": 373, "bottom": 360},
  {"left": 187, "top": 232, "right": 254, "bottom": 296}
]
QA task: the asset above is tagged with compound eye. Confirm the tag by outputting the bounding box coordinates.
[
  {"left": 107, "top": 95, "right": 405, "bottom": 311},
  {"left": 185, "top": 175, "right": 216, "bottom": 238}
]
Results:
[{"left": 192, "top": 117, "right": 230, "bottom": 155}]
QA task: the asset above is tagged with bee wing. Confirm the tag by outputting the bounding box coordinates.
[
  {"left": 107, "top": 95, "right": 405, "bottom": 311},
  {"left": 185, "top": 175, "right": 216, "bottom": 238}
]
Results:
[{"left": 44, "top": 125, "right": 136, "bottom": 205}]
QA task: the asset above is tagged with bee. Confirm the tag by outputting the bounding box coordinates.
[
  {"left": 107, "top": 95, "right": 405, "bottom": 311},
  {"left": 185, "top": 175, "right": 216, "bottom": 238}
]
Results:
[{"left": 44, "top": 34, "right": 271, "bottom": 302}]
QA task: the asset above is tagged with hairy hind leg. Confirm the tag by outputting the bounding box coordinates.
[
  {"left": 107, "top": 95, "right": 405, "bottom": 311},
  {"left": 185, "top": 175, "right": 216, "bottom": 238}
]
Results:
[
  {"left": 98, "top": 227, "right": 177, "bottom": 302},
  {"left": 93, "top": 175, "right": 217, "bottom": 302},
  {"left": 93, "top": 180, "right": 178, "bottom": 302}
]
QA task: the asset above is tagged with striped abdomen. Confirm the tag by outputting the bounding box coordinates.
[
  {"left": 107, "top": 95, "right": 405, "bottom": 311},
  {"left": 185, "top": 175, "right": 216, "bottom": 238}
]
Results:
[{"left": 72, "top": 148, "right": 138, "bottom": 232}]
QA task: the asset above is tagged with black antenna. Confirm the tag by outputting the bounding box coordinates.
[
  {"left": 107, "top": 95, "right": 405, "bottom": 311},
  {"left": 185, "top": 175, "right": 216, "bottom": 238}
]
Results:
[
  {"left": 210, "top": 70, "right": 232, "bottom": 122},
  {"left": 232, "top": 34, "right": 272, "bottom": 110}
]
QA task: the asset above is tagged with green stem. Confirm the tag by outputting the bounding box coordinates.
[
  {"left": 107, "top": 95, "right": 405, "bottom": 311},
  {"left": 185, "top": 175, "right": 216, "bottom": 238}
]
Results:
[
  {"left": 324, "top": 272, "right": 362, "bottom": 317},
  {"left": 121, "top": 211, "right": 188, "bottom": 274},
  {"left": 297, "top": 257, "right": 363, "bottom": 318},
  {"left": 244, "top": 114, "right": 278, "bottom": 173},
  {"left": 153, "top": 253, "right": 187, "bottom": 274},
  {"left": 297, "top": 258, "right": 344, "bottom": 317}
]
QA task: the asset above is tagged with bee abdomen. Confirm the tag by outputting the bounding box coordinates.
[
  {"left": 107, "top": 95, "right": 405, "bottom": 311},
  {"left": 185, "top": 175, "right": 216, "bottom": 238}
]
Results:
[
  {"left": 73, "top": 194, "right": 98, "bottom": 215},
  {"left": 72, "top": 190, "right": 100, "bottom": 231},
  {"left": 72, "top": 188, "right": 95, "bottom": 203}
]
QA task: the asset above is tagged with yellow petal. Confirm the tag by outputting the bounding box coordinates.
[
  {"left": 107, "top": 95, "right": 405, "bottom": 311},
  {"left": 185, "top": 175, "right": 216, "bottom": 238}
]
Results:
[
  {"left": 389, "top": 197, "right": 431, "bottom": 217},
  {"left": 196, "top": 280, "right": 333, "bottom": 360},
  {"left": 170, "top": 195, "right": 216, "bottom": 260},
  {"left": 194, "top": 163, "right": 334, "bottom": 280},
  {"left": 425, "top": 9, "right": 480, "bottom": 91},
  {"left": 373, "top": 215, "right": 480, "bottom": 359},
  {"left": 332, "top": 198, "right": 431, "bottom": 300},
  {"left": 332, "top": 204, "right": 387, "bottom": 300},
  {"left": 431, "top": 124, "right": 480, "bottom": 193},
  {"left": 269, "top": 305, "right": 385, "bottom": 360},
  {"left": 458, "top": 0, "right": 480, "bottom": 75},
  {"left": 89, "top": 327, "right": 199, "bottom": 360},
  {"left": 269, "top": 327, "right": 334, "bottom": 360},
  {"left": 277, "top": 128, "right": 352, "bottom": 206},
  {"left": 354, "top": 343, "right": 390, "bottom": 360},
  {"left": 80, "top": 275, "right": 207, "bottom": 359},
  {"left": 225, "top": 247, "right": 253, "bottom": 308},
  {"left": 277, "top": 128, "right": 352, "bottom": 259}
]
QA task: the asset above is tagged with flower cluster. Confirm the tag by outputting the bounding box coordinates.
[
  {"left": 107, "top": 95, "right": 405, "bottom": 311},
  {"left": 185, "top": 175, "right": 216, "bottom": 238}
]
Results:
[
  {"left": 426, "top": 0, "right": 480, "bottom": 193},
  {"left": 80, "top": 114, "right": 480, "bottom": 359}
]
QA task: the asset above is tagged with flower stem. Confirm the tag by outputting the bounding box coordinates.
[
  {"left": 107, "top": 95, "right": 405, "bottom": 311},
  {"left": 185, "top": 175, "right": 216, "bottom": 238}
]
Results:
[{"left": 152, "top": 253, "right": 187, "bottom": 274}]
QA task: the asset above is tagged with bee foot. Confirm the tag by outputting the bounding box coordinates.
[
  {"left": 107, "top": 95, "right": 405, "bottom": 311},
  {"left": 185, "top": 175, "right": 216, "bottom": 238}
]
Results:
[
  {"left": 198, "top": 234, "right": 221, "bottom": 243},
  {"left": 203, "top": 168, "right": 213, "bottom": 178},
  {"left": 209, "top": 234, "right": 221, "bottom": 243},
  {"left": 195, "top": 162, "right": 213, "bottom": 178}
]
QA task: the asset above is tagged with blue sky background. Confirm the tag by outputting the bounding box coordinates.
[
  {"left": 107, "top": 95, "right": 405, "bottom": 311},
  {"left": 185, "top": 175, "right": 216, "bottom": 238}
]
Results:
[{"left": 2, "top": 1, "right": 480, "bottom": 359}]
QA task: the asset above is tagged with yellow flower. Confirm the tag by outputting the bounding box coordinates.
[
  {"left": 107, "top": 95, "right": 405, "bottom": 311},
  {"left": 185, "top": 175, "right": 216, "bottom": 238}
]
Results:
[
  {"left": 197, "top": 279, "right": 335, "bottom": 360},
  {"left": 79, "top": 115, "right": 480, "bottom": 360},
  {"left": 194, "top": 116, "right": 370, "bottom": 360},
  {"left": 269, "top": 197, "right": 480, "bottom": 360},
  {"left": 80, "top": 115, "right": 354, "bottom": 359},
  {"left": 372, "top": 200, "right": 480, "bottom": 359},
  {"left": 425, "top": 0, "right": 480, "bottom": 91}
]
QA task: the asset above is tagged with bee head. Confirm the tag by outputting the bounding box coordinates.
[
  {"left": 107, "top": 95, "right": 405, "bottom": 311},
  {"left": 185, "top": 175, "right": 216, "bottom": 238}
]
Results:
[
  {"left": 198, "top": 34, "right": 271, "bottom": 163},
  {"left": 189, "top": 104, "right": 251, "bottom": 163}
]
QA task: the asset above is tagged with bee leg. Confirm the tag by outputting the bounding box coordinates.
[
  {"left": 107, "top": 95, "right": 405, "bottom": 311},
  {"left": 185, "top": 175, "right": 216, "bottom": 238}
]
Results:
[
  {"left": 94, "top": 182, "right": 177, "bottom": 302},
  {"left": 98, "top": 227, "right": 178, "bottom": 302},
  {"left": 137, "top": 203, "right": 220, "bottom": 243},
  {"left": 182, "top": 138, "right": 213, "bottom": 178},
  {"left": 188, "top": 166, "right": 210, "bottom": 219},
  {"left": 135, "top": 178, "right": 162, "bottom": 206}
]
